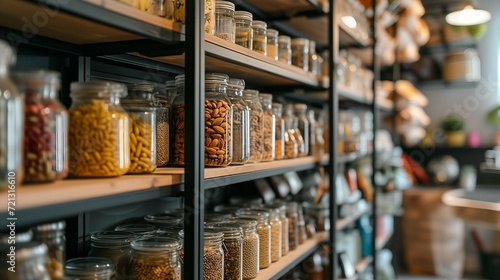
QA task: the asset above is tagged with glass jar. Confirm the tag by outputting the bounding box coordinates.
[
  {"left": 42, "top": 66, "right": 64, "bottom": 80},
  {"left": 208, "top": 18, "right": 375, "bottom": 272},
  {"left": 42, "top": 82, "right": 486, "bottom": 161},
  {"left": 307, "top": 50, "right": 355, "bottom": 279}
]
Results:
[
  {"left": 252, "top": 20, "right": 267, "bottom": 55},
  {"left": 228, "top": 218, "right": 259, "bottom": 279},
  {"left": 65, "top": 257, "right": 114, "bottom": 280},
  {"left": 307, "top": 109, "right": 318, "bottom": 156},
  {"left": 147, "top": 0, "right": 168, "bottom": 17},
  {"left": 0, "top": 40, "right": 24, "bottom": 189},
  {"left": 309, "top": 40, "right": 320, "bottom": 75},
  {"left": 88, "top": 231, "right": 135, "bottom": 280},
  {"left": 266, "top": 29, "right": 279, "bottom": 60},
  {"left": 235, "top": 210, "right": 271, "bottom": 269},
  {"left": 227, "top": 78, "right": 250, "bottom": 165},
  {"left": 203, "top": 230, "right": 225, "bottom": 280},
  {"left": 215, "top": 0, "right": 236, "bottom": 43},
  {"left": 205, "top": 223, "right": 243, "bottom": 280},
  {"left": 297, "top": 203, "right": 308, "bottom": 245},
  {"left": 13, "top": 70, "right": 68, "bottom": 183},
  {"left": 144, "top": 213, "right": 183, "bottom": 227},
  {"left": 173, "top": 74, "right": 232, "bottom": 166},
  {"left": 342, "top": 110, "right": 360, "bottom": 154},
  {"left": 337, "top": 119, "right": 345, "bottom": 155},
  {"left": 278, "top": 35, "right": 292, "bottom": 65},
  {"left": 68, "top": 81, "right": 130, "bottom": 177},
  {"left": 314, "top": 109, "right": 326, "bottom": 157},
  {"left": 282, "top": 104, "right": 299, "bottom": 159},
  {"left": 360, "top": 110, "right": 373, "bottom": 155},
  {"left": 154, "top": 92, "right": 170, "bottom": 167},
  {"left": 235, "top": 11, "right": 253, "bottom": 50},
  {"left": 291, "top": 38, "right": 309, "bottom": 71},
  {"left": 271, "top": 203, "right": 289, "bottom": 256},
  {"left": 242, "top": 90, "right": 263, "bottom": 163},
  {"left": 294, "top": 104, "right": 309, "bottom": 157},
  {"left": 174, "top": 0, "right": 215, "bottom": 35},
  {"left": 33, "top": 221, "right": 66, "bottom": 279},
  {"left": 0, "top": 242, "right": 50, "bottom": 280},
  {"left": 285, "top": 202, "right": 299, "bottom": 250},
  {"left": 259, "top": 94, "right": 275, "bottom": 162},
  {"left": 254, "top": 206, "right": 282, "bottom": 262},
  {"left": 130, "top": 237, "right": 181, "bottom": 280},
  {"left": 302, "top": 202, "right": 330, "bottom": 232},
  {"left": 347, "top": 55, "right": 358, "bottom": 91},
  {"left": 337, "top": 50, "right": 348, "bottom": 86},
  {"left": 114, "top": 224, "right": 157, "bottom": 236},
  {"left": 272, "top": 103, "right": 285, "bottom": 160}
]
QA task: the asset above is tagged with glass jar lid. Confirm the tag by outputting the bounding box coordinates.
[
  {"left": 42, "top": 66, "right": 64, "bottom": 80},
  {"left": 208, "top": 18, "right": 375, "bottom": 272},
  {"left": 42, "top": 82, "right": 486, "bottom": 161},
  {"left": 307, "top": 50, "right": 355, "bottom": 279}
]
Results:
[
  {"left": 206, "top": 73, "right": 229, "bottom": 85},
  {"left": 272, "top": 103, "right": 283, "bottom": 114},
  {"left": 204, "top": 228, "right": 224, "bottom": 244},
  {"left": 235, "top": 209, "right": 269, "bottom": 222},
  {"left": 165, "top": 80, "right": 176, "bottom": 89},
  {"left": 205, "top": 211, "right": 233, "bottom": 223},
  {"left": 12, "top": 69, "right": 60, "bottom": 92},
  {"left": 65, "top": 257, "right": 115, "bottom": 278},
  {"left": 291, "top": 38, "right": 310, "bottom": 46},
  {"left": 213, "top": 204, "right": 243, "bottom": 214},
  {"left": 228, "top": 217, "right": 258, "bottom": 230},
  {"left": 266, "top": 29, "right": 279, "bottom": 38},
  {"left": 227, "top": 78, "right": 245, "bottom": 92},
  {"left": 255, "top": 205, "right": 280, "bottom": 218},
  {"left": 90, "top": 231, "right": 135, "bottom": 248},
  {"left": 235, "top": 11, "right": 252, "bottom": 21},
  {"left": 294, "top": 103, "right": 307, "bottom": 113},
  {"left": 253, "top": 20, "right": 267, "bottom": 29},
  {"left": 259, "top": 93, "right": 273, "bottom": 103},
  {"left": 144, "top": 213, "right": 183, "bottom": 226},
  {"left": 174, "top": 74, "right": 185, "bottom": 87},
  {"left": 155, "top": 228, "right": 182, "bottom": 238},
  {"left": 205, "top": 223, "right": 242, "bottom": 239},
  {"left": 115, "top": 224, "right": 157, "bottom": 234},
  {"left": 243, "top": 89, "right": 259, "bottom": 99},
  {"left": 128, "top": 83, "right": 155, "bottom": 93},
  {"left": 70, "top": 81, "right": 127, "bottom": 98},
  {"left": 215, "top": 0, "right": 235, "bottom": 11},
  {"left": 278, "top": 35, "right": 291, "bottom": 44},
  {"left": 131, "top": 236, "right": 180, "bottom": 253}
]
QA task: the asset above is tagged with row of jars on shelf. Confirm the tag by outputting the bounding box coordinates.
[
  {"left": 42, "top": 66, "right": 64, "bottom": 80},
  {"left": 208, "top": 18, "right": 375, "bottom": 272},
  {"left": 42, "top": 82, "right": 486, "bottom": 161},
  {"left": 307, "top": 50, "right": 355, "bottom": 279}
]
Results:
[
  {"left": 0, "top": 198, "right": 323, "bottom": 280},
  {"left": 337, "top": 50, "right": 374, "bottom": 96},
  {"left": 339, "top": 0, "right": 370, "bottom": 41}
]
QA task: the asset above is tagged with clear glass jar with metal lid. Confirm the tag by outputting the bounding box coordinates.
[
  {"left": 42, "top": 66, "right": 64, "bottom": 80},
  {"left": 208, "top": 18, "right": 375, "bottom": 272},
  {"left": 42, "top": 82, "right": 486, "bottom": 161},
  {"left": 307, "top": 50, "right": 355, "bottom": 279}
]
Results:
[
  {"left": 114, "top": 224, "right": 157, "bottom": 236},
  {"left": 253, "top": 206, "right": 282, "bottom": 262},
  {"left": 215, "top": 0, "right": 236, "bottom": 43},
  {"left": 235, "top": 11, "right": 253, "bottom": 49},
  {"left": 174, "top": 0, "right": 215, "bottom": 35},
  {"left": 294, "top": 103, "right": 310, "bottom": 156},
  {"left": 228, "top": 217, "right": 259, "bottom": 278},
  {"left": 297, "top": 203, "right": 308, "bottom": 244},
  {"left": 0, "top": 40, "right": 24, "bottom": 189},
  {"left": 259, "top": 93, "right": 276, "bottom": 162},
  {"left": 88, "top": 231, "right": 134, "bottom": 280},
  {"left": 235, "top": 209, "right": 271, "bottom": 269},
  {"left": 242, "top": 90, "right": 263, "bottom": 163},
  {"left": 278, "top": 35, "right": 292, "bottom": 65},
  {"left": 272, "top": 103, "right": 285, "bottom": 160},
  {"left": 68, "top": 81, "right": 130, "bottom": 177},
  {"left": 0, "top": 242, "right": 50, "bottom": 280},
  {"left": 32, "top": 221, "right": 66, "bottom": 279},
  {"left": 13, "top": 70, "right": 68, "bottom": 183},
  {"left": 205, "top": 223, "right": 243, "bottom": 280},
  {"left": 130, "top": 237, "right": 181, "bottom": 280},
  {"left": 308, "top": 40, "right": 320, "bottom": 75},
  {"left": 285, "top": 201, "right": 299, "bottom": 250},
  {"left": 268, "top": 203, "right": 289, "bottom": 256},
  {"left": 283, "top": 104, "right": 305, "bottom": 158},
  {"left": 203, "top": 229, "right": 225, "bottom": 280},
  {"left": 227, "top": 78, "right": 250, "bottom": 165},
  {"left": 144, "top": 213, "right": 183, "bottom": 227},
  {"left": 266, "top": 29, "right": 279, "bottom": 60},
  {"left": 291, "top": 38, "right": 310, "bottom": 71},
  {"left": 65, "top": 257, "right": 114, "bottom": 280},
  {"left": 252, "top": 20, "right": 267, "bottom": 55},
  {"left": 307, "top": 109, "right": 318, "bottom": 156},
  {"left": 282, "top": 105, "right": 298, "bottom": 159}
]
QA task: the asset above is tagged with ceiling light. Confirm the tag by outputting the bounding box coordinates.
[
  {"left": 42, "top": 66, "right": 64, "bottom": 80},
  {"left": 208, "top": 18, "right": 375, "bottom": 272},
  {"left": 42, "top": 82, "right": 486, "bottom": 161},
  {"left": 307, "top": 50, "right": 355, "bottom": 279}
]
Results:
[
  {"left": 446, "top": 5, "right": 491, "bottom": 26},
  {"left": 342, "top": 16, "right": 357, "bottom": 29}
]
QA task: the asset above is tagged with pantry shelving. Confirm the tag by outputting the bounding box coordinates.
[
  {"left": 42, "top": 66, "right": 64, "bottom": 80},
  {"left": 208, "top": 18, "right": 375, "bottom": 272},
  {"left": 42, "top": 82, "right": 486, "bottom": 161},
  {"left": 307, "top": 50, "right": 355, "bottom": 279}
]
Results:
[{"left": 336, "top": 206, "right": 371, "bottom": 230}]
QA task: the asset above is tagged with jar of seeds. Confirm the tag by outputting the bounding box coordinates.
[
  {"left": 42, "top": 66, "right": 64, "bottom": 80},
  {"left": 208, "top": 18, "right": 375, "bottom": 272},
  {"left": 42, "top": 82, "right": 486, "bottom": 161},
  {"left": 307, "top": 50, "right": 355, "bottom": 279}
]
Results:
[
  {"left": 227, "top": 78, "right": 250, "bottom": 165},
  {"left": 272, "top": 103, "right": 285, "bottom": 160},
  {"left": 285, "top": 202, "right": 299, "bottom": 250},
  {"left": 242, "top": 90, "right": 263, "bottom": 163},
  {"left": 259, "top": 94, "right": 275, "bottom": 162},
  {"left": 266, "top": 29, "right": 278, "bottom": 60},
  {"left": 235, "top": 209, "right": 271, "bottom": 269},
  {"left": 130, "top": 237, "right": 181, "bottom": 280},
  {"left": 270, "top": 203, "right": 289, "bottom": 256},
  {"left": 215, "top": 0, "right": 236, "bottom": 43},
  {"left": 235, "top": 11, "right": 253, "bottom": 49},
  {"left": 252, "top": 20, "right": 267, "bottom": 55},
  {"left": 206, "top": 223, "right": 243, "bottom": 280},
  {"left": 203, "top": 230, "right": 224, "bottom": 280},
  {"left": 228, "top": 217, "right": 259, "bottom": 279},
  {"left": 254, "top": 206, "right": 282, "bottom": 262}
]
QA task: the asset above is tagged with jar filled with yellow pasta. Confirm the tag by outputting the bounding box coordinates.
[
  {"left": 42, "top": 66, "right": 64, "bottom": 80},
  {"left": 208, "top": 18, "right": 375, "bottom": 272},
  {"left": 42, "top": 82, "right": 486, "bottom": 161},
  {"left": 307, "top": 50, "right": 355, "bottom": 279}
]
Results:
[
  {"left": 174, "top": 0, "right": 215, "bottom": 35},
  {"left": 68, "top": 81, "right": 130, "bottom": 177}
]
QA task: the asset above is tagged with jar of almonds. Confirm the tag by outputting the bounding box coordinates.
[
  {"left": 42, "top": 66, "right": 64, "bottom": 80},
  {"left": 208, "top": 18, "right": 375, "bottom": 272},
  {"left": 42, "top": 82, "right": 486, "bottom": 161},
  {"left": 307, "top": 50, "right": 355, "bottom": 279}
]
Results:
[{"left": 130, "top": 237, "right": 181, "bottom": 280}]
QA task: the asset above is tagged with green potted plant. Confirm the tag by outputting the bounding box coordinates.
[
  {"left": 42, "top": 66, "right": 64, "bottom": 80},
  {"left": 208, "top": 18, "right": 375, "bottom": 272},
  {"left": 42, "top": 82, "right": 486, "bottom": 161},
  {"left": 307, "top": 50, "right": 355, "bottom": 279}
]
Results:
[{"left": 441, "top": 114, "right": 465, "bottom": 147}]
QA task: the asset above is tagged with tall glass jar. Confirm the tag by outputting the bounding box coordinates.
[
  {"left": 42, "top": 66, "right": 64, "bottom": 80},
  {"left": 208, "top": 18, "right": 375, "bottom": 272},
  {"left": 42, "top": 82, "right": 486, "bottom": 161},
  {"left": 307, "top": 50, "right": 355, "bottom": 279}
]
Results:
[
  {"left": 235, "top": 11, "right": 253, "bottom": 50},
  {"left": 284, "top": 104, "right": 305, "bottom": 157},
  {"left": 278, "top": 35, "right": 292, "bottom": 65},
  {"left": 235, "top": 210, "right": 271, "bottom": 269},
  {"left": 271, "top": 203, "right": 289, "bottom": 256},
  {"left": 204, "top": 230, "right": 225, "bottom": 280},
  {"left": 65, "top": 257, "right": 114, "bottom": 280},
  {"left": 342, "top": 110, "right": 360, "bottom": 154},
  {"left": 205, "top": 223, "right": 243, "bottom": 280},
  {"left": 254, "top": 206, "right": 282, "bottom": 262},
  {"left": 297, "top": 203, "right": 308, "bottom": 245},
  {"left": 0, "top": 242, "right": 50, "bottom": 280},
  {"left": 307, "top": 109, "right": 318, "bottom": 156},
  {"left": 282, "top": 104, "right": 299, "bottom": 159},
  {"left": 228, "top": 218, "right": 259, "bottom": 279},
  {"left": 242, "top": 90, "right": 263, "bottom": 163},
  {"left": 174, "top": 0, "right": 215, "bottom": 35},
  {"left": 173, "top": 74, "right": 232, "bottom": 166},
  {"left": 13, "top": 70, "right": 68, "bottom": 183},
  {"left": 215, "top": 0, "right": 236, "bottom": 43},
  {"left": 259, "top": 94, "right": 275, "bottom": 162},
  {"left": 272, "top": 103, "right": 285, "bottom": 160},
  {"left": 130, "top": 237, "right": 181, "bottom": 280},
  {"left": 227, "top": 78, "right": 250, "bottom": 165},
  {"left": 309, "top": 40, "right": 320, "bottom": 75},
  {"left": 33, "top": 221, "right": 66, "bottom": 279},
  {"left": 291, "top": 38, "right": 309, "bottom": 71},
  {"left": 68, "top": 81, "right": 130, "bottom": 177},
  {"left": 252, "top": 20, "right": 267, "bottom": 55},
  {"left": 337, "top": 50, "right": 349, "bottom": 86},
  {"left": 294, "top": 104, "right": 309, "bottom": 157},
  {"left": 155, "top": 92, "right": 170, "bottom": 167},
  {"left": 88, "top": 231, "right": 135, "bottom": 280},
  {"left": 0, "top": 40, "right": 23, "bottom": 189},
  {"left": 286, "top": 202, "right": 299, "bottom": 250},
  {"left": 266, "top": 29, "right": 279, "bottom": 60}
]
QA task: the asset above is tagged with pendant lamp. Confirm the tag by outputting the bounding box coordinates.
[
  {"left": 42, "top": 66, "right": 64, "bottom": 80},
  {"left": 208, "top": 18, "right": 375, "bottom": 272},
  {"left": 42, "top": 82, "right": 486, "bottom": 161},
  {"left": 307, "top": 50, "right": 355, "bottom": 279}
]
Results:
[{"left": 445, "top": 5, "right": 491, "bottom": 26}]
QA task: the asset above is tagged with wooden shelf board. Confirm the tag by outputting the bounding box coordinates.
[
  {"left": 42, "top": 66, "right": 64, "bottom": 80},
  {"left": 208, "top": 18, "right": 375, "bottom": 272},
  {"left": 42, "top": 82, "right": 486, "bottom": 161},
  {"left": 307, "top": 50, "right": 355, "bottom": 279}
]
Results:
[
  {"left": 244, "top": 0, "right": 319, "bottom": 15},
  {"left": 307, "top": 85, "right": 393, "bottom": 111},
  {"left": 336, "top": 207, "right": 370, "bottom": 230},
  {"left": 254, "top": 231, "right": 329, "bottom": 280}
]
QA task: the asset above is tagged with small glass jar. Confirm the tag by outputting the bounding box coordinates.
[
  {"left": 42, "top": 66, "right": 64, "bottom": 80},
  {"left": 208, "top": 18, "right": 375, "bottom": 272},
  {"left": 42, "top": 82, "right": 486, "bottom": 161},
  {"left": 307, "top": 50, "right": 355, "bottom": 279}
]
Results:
[
  {"left": 174, "top": 0, "right": 215, "bottom": 35},
  {"left": 205, "top": 223, "right": 243, "bottom": 280},
  {"left": 203, "top": 230, "right": 225, "bottom": 280},
  {"left": 252, "top": 20, "right": 267, "bottom": 55},
  {"left": 33, "top": 221, "right": 66, "bottom": 279},
  {"left": 294, "top": 104, "right": 310, "bottom": 157},
  {"left": 148, "top": 0, "right": 168, "bottom": 17},
  {"left": 308, "top": 40, "right": 320, "bottom": 75},
  {"left": 235, "top": 11, "right": 253, "bottom": 50},
  {"left": 242, "top": 90, "right": 263, "bottom": 163},
  {"left": 144, "top": 213, "right": 183, "bottom": 227},
  {"left": 285, "top": 202, "right": 299, "bottom": 250},
  {"left": 130, "top": 237, "right": 181, "bottom": 280},
  {"left": 215, "top": 0, "right": 236, "bottom": 43},
  {"left": 88, "top": 231, "right": 135, "bottom": 280},
  {"left": 65, "top": 257, "right": 114, "bottom": 280},
  {"left": 0, "top": 242, "right": 50, "bottom": 280},
  {"left": 227, "top": 78, "right": 250, "bottom": 165},
  {"left": 291, "top": 38, "right": 309, "bottom": 71},
  {"left": 278, "top": 35, "right": 292, "bottom": 65},
  {"left": 272, "top": 103, "right": 285, "bottom": 160},
  {"left": 0, "top": 40, "right": 24, "bottom": 189},
  {"left": 13, "top": 70, "right": 68, "bottom": 183},
  {"left": 235, "top": 210, "right": 271, "bottom": 269},
  {"left": 68, "top": 81, "right": 130, "bottom": 177},
  {"left": 342, "top": 110, "right": 360, "bottom": 154},
  {"left": 114, "top": 224, "right": 157, "bottom": 236},
  {"left": 282, "top": 104, "right": 299, "bottom": 159},
  {"left": 228, "top": 218, "right": 259, "bottom": 279},
  {"left": 259, "top": 94, "right": 276, "bottom": 162},
  {"left": 266, "top": 29, "right": 279, "bottom": 60}
]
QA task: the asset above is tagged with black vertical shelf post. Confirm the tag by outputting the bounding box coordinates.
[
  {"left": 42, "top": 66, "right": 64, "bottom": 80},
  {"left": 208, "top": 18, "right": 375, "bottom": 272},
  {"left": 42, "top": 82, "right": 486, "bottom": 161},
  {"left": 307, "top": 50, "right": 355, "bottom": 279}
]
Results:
[
  {"left": 371, "top": 0, "right": 379, "bottom": 277},
  {"left": 184, "top": 0, "right": 205, "bottom": 279},
  {"left": 328, "top": 0, "right": 338, "bottom": 278}
]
